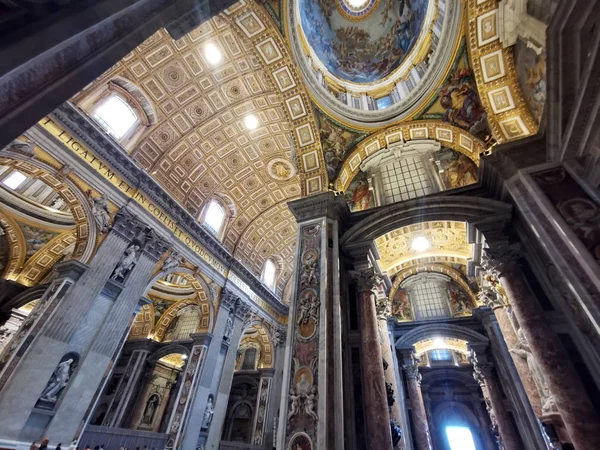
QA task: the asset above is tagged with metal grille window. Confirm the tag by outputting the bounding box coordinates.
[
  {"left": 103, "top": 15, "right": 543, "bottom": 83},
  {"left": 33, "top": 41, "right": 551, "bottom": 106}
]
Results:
[
  {"left": 380, "top": 157, "right": 433, "bottom": 204},
  {"left": 408, "top": 278, "right": 450, "bottom": 320},
  {"left": 164, "top": 305, "right": 200, "bottom": 341},
  {"left": 429, "top": 349, "right": 453, "bottom": 362},
  {"left": 242, "top": 348, "right": 257, "bottom": 371}
]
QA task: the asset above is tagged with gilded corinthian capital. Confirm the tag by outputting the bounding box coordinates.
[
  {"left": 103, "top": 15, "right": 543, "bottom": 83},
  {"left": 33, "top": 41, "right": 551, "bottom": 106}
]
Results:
[{"left": 349, "top": 268, "right": 381, "bottom": 293}]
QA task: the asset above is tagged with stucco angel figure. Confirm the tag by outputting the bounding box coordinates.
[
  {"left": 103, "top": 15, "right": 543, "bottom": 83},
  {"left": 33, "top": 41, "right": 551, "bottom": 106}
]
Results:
[
  {"left": 111, "top": 244, "right": 139, "bottom": 281},
  {"left": 162, "top": 250, "right": 183, "bottom": 272},
  {"left": 287, "top": 388, "right": 301, "bottom": 422},
  {"left": 304, "top": 386, "right": 318, "bottom": 421},
  {"left": 300, "top": 260, "right": 318, "bottom": 287},
  {"left": 87, "top": 190, "right": 111, "bottom": 233},
  {"left": 39, "top": 358, "right": 74, "bottom": 402}
]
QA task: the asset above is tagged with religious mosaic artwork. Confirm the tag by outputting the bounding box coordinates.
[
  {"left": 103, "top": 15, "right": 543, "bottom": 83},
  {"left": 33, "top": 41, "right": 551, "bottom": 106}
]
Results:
[
  {"left": 391, "top": 288, "right": 413, "bottom": 320},
  {"left": 16, "top": 221, "right": 59, "bottom": 264},
  {"left": 258, "top": 0, "right": 283, "bottom": 31},
  {"left": 289, "top": 433, "right": 312, "bottom": 450},
  {"left": 514, "top": 39, "right": 547, "bottom": 124},
  {"left": 531, "top": 167, "right": 600, "bottom": 264},
  {"left": 417, "top": 43, "right": 490, "bottom": 141},
  {"left": 285, "top": 224, "right": 321, "bottom": 447},
  {"left": 299, "top": 0, "right": 428, "bottom": 82},
  {"left": 432, "top": 147, "right": 478, "bottom": 190},
  {"left": 344, "top": 171, "right": 372, "bottom": 212},
  {"left": 316, "top": 110, "right": 367, "bottom": 182},
  {"left": 448, "top": 280, "right": 472, "bottom": 316}
]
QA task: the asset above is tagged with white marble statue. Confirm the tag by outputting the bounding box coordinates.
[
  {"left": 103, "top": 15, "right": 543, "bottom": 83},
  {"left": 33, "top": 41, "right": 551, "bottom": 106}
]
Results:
[
  {"left": 162, "top": 250, "right": 183, "bottom": 272},
  {"left": 111, "top": 245, "right": 139, "bottom": 281},
  {"left": 39, "top": 358, "right": 74, "bottom": 402},
  {"left": 142, "top": 394, "right": 159, "bottom": 425},
  {"left": 87, "top": 190, "right": 111, "bottom": 233},
  {"left": 201, "top": 396, "right": 214, "bottom": 429},
  {"left": 287, "top": 388, "right": 300, "bottom": 422},
  {"left": 510, "top": 328, "right": 556, "bottom": 414},
  {"left": 224, "top": 309, "right": 235, "bottom": 340}
]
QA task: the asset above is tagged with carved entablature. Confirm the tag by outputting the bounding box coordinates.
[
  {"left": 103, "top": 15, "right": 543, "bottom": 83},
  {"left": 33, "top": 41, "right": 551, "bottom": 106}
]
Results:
[{"left": 220, "top": 288, "right": 241, "bottom": 311}]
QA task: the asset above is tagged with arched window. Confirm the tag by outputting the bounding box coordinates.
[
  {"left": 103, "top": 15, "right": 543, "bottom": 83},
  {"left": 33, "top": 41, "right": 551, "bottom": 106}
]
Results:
[
  {"left": 93, "top": 95, "right": 138, "bottom": 139},
  {"left": 203, "top": 199, "right": 226, "bottom": 236},
  {"left": 2, "top": 170, "right": 27, "bottom": 190},
  {"left": 262, "top": 259, "right": 277, "bottom": 290}
]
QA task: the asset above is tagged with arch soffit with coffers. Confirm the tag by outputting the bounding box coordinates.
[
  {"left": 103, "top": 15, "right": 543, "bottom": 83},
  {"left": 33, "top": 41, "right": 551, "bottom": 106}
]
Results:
[
  {"left": 239, "top": 320, "right": 274, "bottom": 368},
  {"left": 395, "top": 323, "right": 488, "bottom": 348},
  {"left": 147, "top": 343, "right": 191, "bottom": 364},
  {"left": 0, "top": 208, "right": 26, "bottom": 280},
  {"left": 334, "top": 122, "right": 485, "bottom": 192},
  {"left": 0, "top": 152, "right": 97, "bottom": 264},
  {"left": 340, "top": 195, "right": 512, "bottom": 247}
]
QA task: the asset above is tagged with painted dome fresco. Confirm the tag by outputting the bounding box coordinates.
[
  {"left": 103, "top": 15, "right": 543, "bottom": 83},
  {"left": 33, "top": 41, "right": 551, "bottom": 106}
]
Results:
[{"left": 299, "top": 0, "right": 429, "bottom": 83}]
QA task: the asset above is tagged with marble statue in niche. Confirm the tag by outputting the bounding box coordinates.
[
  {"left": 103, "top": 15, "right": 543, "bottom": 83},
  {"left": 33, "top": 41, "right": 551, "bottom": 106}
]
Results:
[
  {"left": 87, "top": 189, "right": 111, "bottom": 233},
  {"left": 38, "top": 354, "right": 77, "bottom": 405},
  {"left": 110, "top": 244, "right": 140, "bottom": 282},
  {"left": 510, "top": 328, "right": 556, "bottom": 414},
  {"left": 223, "top": 308, "right": 235, "bottom": 341},
  {"left": 142, "top": 393, "right": 160, "bottom": 425},
  {"left": 201, "top": 395, "right": 214, "bottom": 430}
]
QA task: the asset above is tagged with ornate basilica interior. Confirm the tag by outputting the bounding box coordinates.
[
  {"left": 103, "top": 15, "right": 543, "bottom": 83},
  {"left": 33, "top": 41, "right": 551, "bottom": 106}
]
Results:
[{"left": 0, "top": 0, "right": 598, "bottom": 450}]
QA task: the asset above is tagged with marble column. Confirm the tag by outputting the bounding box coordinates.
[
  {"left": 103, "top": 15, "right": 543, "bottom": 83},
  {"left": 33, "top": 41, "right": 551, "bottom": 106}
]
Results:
[
  {"left": 470, "top": 390, "right": 497, "bottom": 450},
  {"left": 400, "top": 351, "right": 431, "bottom": 450},
  {"left": 351, "top": 269, "right": 393, "bottom": 450},
  {"left": 478, "top": 287, "right": 543, "bottom": 416},
  {"left": 376, "top": 294, "right": 405, "bottom": 448},
  {"left": 421, "top": 393, "right": 439, "bottom": 450},
  {"left": 204, "top": 299, "right": 249, "bottom": 450},
  {"left": 469, "top": 349, "right": 520, "bottom": 450},
  {"left": 482, "top": 245, "right": 600, "bottom": 450}
]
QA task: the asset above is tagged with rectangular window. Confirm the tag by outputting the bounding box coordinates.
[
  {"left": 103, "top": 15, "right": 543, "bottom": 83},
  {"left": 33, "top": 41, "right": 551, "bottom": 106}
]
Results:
[
  {"left": 411, "top": 281, "right": 450, "bottom": 320},
  {"left": 380, "top": 158, "right": 434, "bottom": 205}
]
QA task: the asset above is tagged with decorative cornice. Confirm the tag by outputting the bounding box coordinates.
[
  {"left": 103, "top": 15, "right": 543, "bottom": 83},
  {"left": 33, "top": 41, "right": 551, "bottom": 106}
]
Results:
[
  {"left": 220, "top": 287, "right": 241, "bottom": 311},
  {"left": 50, "top": 103, "right": 287, "bottom": 316}
]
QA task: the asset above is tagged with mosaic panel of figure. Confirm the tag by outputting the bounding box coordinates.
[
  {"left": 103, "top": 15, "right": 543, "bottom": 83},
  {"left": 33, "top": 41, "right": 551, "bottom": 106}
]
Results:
[
  {"left": 316, "top": 109, "right": 367, "bottom": 182},
  {"left": 417, "top": 43, "right": 490, "bottom": 141},
  {"left": 531, "top": 167, "right": 600, "bottom": 264},
  {"left": 433, "top": 147, "right": 478, "bottom": 190},
  {"left": 344, "top": 171, "right": 372, "bottom": 212},
  {"left": 391, "top": 288, "right": 413, "bottom": 320},
  {"left": 299, "top": 0, "right": 429, "bottom": 82},
  {"left": 16, "top": 221, "right": 59, "bottom": 264},
  {"left": 514, "top": 39, "right": 547, "bottom": 124},
  {"left": 448, "top": 280, "right": 473, "bottom": 316}
]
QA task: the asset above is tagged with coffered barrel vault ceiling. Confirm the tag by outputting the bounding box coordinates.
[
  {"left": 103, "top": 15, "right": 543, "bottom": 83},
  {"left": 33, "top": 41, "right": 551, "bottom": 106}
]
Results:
[{"left": 72, "top": 1, "right": 331, "bottom": 296}]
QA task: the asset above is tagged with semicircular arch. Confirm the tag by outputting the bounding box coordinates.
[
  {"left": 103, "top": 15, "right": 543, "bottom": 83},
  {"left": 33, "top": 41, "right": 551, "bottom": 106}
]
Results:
[{"left": 396, "top": 323, "right": 488, "bottom": 348}]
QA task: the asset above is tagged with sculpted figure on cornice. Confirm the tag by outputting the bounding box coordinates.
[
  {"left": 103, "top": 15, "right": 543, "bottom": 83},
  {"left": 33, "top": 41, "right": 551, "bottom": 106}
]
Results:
[
  {"left": 86, "top": 189, "right": 111, "bottom": 234},
  {"left": 111, "top": 244, "right": 140, "bottom": 282},
  {"left": 161, "top": 250, "right": 183, "bottom": 272}
]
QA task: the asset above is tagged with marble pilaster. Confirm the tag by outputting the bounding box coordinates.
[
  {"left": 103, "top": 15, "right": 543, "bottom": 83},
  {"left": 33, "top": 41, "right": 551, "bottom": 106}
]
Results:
[
  {"left": 204, "top": 301, "right": 249, "bottom": 450},
  {"left": 399, "top": 350, "right": 431, "bottom": 450},
  {"left": 350, "top": 269, "right": 393, "bottom": 450},
  {"left": 376, "top": 295, "right": 405, "bottom": 448},
  {"left": 482, "top": 245, "right": 600, "bottom": 450},
  {"left": 250, "top": 370, "right": 274, "bottom": 447},
  {"left": 469, "top": 348, "right": 520, "bottom": 450},
  {"left": 263, "top": 328, "right": 285, "bottom": 449},
  {"left": 179, "top": 288, "right": 238, "bottom": 450},
  {"left": 278, "top": 192, "right": 346, "bottom": 450}
]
